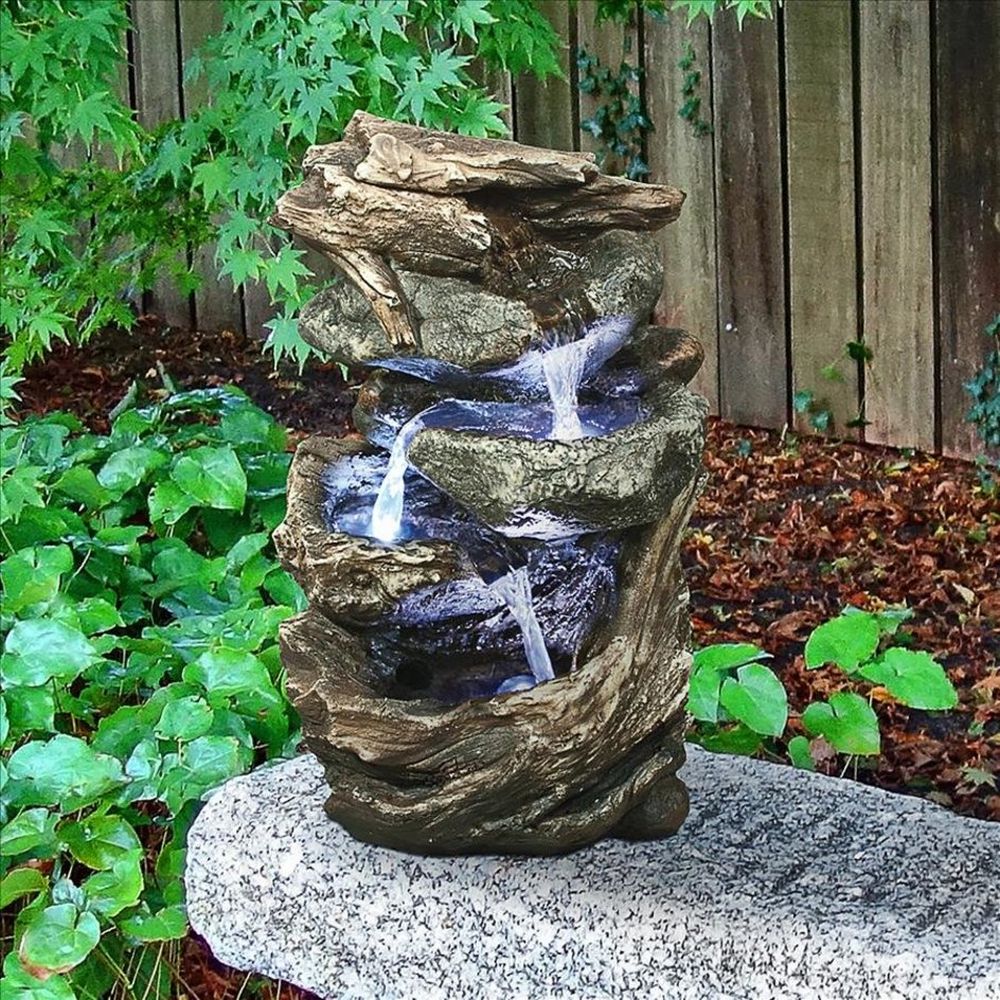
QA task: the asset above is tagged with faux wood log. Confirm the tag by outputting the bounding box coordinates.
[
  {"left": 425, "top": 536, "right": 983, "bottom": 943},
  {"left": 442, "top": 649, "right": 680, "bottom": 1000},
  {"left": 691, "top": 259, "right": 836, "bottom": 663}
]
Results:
[
  {"left": 343, "top": 110, "right": 599, "bottom": 183},
  {"left": 272, "top": 166, "right": 492, "bottom": 276},
  {"left": 506, "top": 174, "right": 686, "bottom": 235}
]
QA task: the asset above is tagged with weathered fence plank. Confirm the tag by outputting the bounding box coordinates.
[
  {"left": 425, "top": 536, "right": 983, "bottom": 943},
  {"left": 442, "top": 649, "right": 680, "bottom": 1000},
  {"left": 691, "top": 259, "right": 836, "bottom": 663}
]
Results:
[
  {"left": 643, "top": 12, "right": 719, "bottom": 410},
  {"left": 178, "top": 0, "right": 239, "bottom": 334},
  {"left": 784, "top": 0, "right": 858, "bottom": 436},
  {"left": 575, "top": 1, "right": 637, "bottom": 172},
  {"left": 859, "top": 0, "right": 934, "bottom": 451},
  {"left": 513, "top": 0, "right": 576, "bottom": 150},
  {"left": 132, "top": 0, "right": 192, "bottom": 330},
  {"left": 935, "top": 0, "right": 1000, "bottom": 458},
  {"left": 711, "top": 14, "right": 787, "bottom": 428}
]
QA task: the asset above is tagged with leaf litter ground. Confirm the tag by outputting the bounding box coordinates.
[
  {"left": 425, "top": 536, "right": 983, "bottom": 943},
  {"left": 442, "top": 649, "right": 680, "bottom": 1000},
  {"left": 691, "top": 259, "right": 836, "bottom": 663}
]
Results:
[{"left": 15, "top": 323, "right": 999, "bottom": 999}]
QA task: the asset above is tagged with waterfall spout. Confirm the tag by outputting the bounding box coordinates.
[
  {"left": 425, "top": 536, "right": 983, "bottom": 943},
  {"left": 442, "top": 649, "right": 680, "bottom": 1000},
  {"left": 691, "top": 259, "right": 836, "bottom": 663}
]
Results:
[{"left": 491, "top": 566, "right": 554, "bottom": 684}]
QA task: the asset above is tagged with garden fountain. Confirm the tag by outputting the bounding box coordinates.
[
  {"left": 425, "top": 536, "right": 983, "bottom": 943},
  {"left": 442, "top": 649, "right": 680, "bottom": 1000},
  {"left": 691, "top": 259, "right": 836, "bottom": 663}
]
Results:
[{"left": 272, "top": 112, "right": 707, "bottom": 855}]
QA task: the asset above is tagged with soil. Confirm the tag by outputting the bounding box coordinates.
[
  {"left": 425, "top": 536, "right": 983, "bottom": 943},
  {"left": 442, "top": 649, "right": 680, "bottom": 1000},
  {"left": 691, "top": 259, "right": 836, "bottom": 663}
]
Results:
[{"left": 14, "top": 321, "right": 1000, "bottom": 999}]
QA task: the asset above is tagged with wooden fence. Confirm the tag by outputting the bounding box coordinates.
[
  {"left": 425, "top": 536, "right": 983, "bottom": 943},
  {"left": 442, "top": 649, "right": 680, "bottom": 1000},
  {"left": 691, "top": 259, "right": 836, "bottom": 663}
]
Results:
[{"left": 127, "top": 0, "right": 999, "bottom": 457}]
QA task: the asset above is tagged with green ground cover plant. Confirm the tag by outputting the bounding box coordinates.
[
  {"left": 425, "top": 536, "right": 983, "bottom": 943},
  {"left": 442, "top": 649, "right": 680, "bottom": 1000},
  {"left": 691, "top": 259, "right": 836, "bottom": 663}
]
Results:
[
  {"left": 688, "top": 607, "right": 958, "bottom": 766},
  {"left": 0, "top": 386, "right": 303, "bottom": 998}
]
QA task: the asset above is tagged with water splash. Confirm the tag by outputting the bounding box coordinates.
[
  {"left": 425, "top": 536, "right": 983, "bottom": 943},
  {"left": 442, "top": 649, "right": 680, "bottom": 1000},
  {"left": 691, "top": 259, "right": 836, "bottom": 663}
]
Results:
[
  {"left": 541, "top": 340, "right": 588, "bottom": 440},
  {"left": 490, "top": 566, "right": 554, "bottom": 684}
]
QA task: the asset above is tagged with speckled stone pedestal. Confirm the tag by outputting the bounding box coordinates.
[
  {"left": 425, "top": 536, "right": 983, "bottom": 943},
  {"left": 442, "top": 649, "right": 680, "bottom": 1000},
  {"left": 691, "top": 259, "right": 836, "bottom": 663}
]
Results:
[{"left": 185, "top": 747, "right": 999, "bottom": 1000}]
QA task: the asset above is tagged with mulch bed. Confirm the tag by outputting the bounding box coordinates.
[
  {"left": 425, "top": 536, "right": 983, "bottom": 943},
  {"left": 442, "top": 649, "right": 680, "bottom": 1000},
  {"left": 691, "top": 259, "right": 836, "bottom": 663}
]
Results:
[{"left": 13, "top": 322, "right": 1000, "bottom": 998}]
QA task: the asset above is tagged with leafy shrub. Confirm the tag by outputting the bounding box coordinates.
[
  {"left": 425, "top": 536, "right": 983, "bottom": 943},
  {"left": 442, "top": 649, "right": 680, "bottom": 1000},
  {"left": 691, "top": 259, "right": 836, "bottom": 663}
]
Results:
[
  {"left": 1, "top": 0, "right": 563, "bottom": 373},
  {"left": 0, "top": 387, "right": 304, "bottom": 997},
  {"left": 688, "top": 607, "right": 958, "bottom": 767}
]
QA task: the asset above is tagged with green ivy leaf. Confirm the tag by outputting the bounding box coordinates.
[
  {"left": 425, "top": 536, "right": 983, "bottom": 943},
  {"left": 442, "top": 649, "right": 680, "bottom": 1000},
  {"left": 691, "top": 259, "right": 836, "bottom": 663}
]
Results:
[
  {"left": 154, "top": 695, "right": 214, "bottom": 742},
  {"left": 5, "top": 735, "right": 126, "bottom": 811},
  {"left": 1, "top": 808, "right": 61, "bottom": 858},
  {"left": 183, "top": 646, "right": 274, "bottom": 698},
  {"left": 119, "top": 905, "right": 187, "bottom": 943},
  {"left": 61, "top": 815, "right": 141, "bottom": 871},
  {"left": 1, "top": 545, "right": 74, "bottom": 613},
  {"left": 802, "top": 693, "right": 881, "bottom": 756},
  {"left": 2, "top": 952, "right": 77, "bottom": 1000},
  {"left": 859, "top": 648, "right": 958, "bottom": 710},
  {"left": 18, "top": 904, "right": 100, "bottom": 976},
  {"left": 2, "top": 620, "right": 99, "bottom": 687},
  {"left": 81, "top": 854, "right": 143, "bottom": 917},
  {"left": 787, "top": 735, "right": 815, "bottom": 770},
  {"left": 0, "top": 867, "right": 48, "bottom": 908},
  {"left": 719, "top": 663, "right": 788, "bottom": 737},
  {"left": 804, "top": 613, "right": 880, "bottom": 673},
  {"left": 96, "top": 446, "right": 167, "bottom": 495},
  {"left": 171, "top": 446, "right": 247, "bottom": 511}
]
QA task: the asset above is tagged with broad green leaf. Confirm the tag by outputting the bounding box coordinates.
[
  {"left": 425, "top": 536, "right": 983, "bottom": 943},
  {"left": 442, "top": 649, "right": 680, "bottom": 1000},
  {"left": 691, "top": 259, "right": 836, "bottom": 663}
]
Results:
[
  {"left": 19, "top": 904, "right": 100, "bottom": 975},
  {"left": 1, "top": 809, "right": 61, "bottom": 857},
  {"left": 1, "top": 867, "right": 48, "bottom": 908},
  {"left": 171, "top": 446, "right": 247, "bottom": 510},
  {"left": 1, "top": 545, "right": 73, "bottom": 612},
  {"left": 3, "top": 683, "right": 55, "bottom": 735},
  {"left": 859, "top": 648, "right": 958, "bottom": 710},
  {"left": 75, "top": 597, "right": 124, "bottom": 635},
  {"left": 802, "top": 693, "right": 881, "bottom": 756},
  {"left": 148, "top": 479, "right": 196, "bottom": 525},
  {"left": 787, "top": 735, "right": 815, "bottom": 771},
  {"left": 53, "top": 466, "right": 110, "bottom": 509},
  {"left": 96, "top": 446, "right": 167, "bottom": 495},
  {"left": 2, "top": 620, "right": 99, "bottom": 686},
  {"left": 696, "top": 723, "right": 763, "bottom": 756},
  {"left": 183, "top": 647, "right": 274, "bottom": 698},
  {"left": 219, "top": 406, "right": 285, "bottom": 450},
  {"left": 804, "top": 613, "right": 880, "bottom": 672},
  {"left": 687, "top": 660, "right": 723, "bottom": 723},
  {"left": 692, "top": 643, "right": 769, "bottom": 672},
  {"left": 5, "top": 735, "right": 126, "bottom": 811},
  {"left": 61, "top": 815, "right": 141, "bottom": 870},
  {"left": 119, "top": 905, "right": 187, "bottom": 942},
  {"left": 719, "top": 663, "right": 788, "bottom": 737},
  {"left": 2, "top": 952, "right": 76, "bottom": 1000},
  {"left": 81, "top": 854, "right": 143, "bottom": 917},
  {"left": 154, "top": 696, "right": 214, "bottom": 741}
]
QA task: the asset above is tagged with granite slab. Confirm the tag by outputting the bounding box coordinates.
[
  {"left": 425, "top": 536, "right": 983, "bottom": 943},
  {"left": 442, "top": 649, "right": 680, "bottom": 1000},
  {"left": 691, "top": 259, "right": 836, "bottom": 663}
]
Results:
[{"left": 185, "top": 746, "right": 999, "bottom": 1000}]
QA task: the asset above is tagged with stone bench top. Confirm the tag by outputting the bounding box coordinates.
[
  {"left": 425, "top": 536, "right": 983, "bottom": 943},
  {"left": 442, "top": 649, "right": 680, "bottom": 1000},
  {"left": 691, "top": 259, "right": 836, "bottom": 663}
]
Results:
[{"left": 185, "top": 746, "right": 999, "bottom": 1000}]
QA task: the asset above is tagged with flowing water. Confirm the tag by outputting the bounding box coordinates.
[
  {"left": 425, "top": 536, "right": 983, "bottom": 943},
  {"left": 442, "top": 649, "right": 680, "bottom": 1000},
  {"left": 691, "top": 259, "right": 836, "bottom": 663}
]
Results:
[
  {"left": 490, "top": 566, "right": 554, "bottom": 685},
  {"left": 369, "top": 414, "right": 425, "bottom": 542},
  {"left": 541, "top": 339, "right": 588, "bottom": 440}
]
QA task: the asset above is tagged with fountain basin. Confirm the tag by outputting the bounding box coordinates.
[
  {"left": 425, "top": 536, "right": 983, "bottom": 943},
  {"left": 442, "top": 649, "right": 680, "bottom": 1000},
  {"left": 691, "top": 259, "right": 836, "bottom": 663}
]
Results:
[
  {"left": 272, "top": 436, "right": 481, "bottom": 624},
  {"left": 407, "top": 381, "right": 707, "bottom": 538}
]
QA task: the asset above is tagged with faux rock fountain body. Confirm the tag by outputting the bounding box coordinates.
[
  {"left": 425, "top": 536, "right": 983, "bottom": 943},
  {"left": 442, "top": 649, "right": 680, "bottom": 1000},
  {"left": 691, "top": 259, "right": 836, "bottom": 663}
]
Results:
[{"left": 271, "top": 112, "right": 707, "bottom": 855}]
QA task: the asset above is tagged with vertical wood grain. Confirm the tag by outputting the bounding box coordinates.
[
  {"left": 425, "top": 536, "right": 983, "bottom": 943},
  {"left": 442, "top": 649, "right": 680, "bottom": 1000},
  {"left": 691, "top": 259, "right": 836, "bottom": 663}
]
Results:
[
  {"left": 712, "top": 13, "right": 787, "bottom": 428},
  {"left": 935, "top": 0, "right": 1000, "bottom": 458},
  {"left": 784, "top": 0, "right": 858, "bottom": 436},
  {"left": 513, "top": 0, "right": 575, "bottom": 150},
  {"left": 575, "top": 1, "right": 636, "bottom": 170},
  {"left": 859, "top": 0, "right": 934, "bottom": 451},
  {"left": 132, "top": 0, "right": 192, "bottom": 329},
  {"left": 644, "top": 12, "right": 719, "bottom": 410},
  {"left": 178, "top": 0, "right": 239, "bottom": 333}
]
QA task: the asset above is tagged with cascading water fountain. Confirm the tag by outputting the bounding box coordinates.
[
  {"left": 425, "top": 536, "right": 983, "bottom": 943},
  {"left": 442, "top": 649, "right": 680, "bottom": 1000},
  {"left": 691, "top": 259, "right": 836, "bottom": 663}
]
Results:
[{"left": 272, "top": 112, "right": 707, "bottom": 855}]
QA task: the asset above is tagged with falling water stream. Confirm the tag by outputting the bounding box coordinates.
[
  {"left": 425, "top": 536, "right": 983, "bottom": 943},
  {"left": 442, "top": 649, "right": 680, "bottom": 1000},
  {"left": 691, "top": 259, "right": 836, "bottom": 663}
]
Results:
[
  {"left": 490, "top": 565, "right": 554, "bottom": 685},
  {"left": 541, "top": 340, "right": 588, "bottom": 440},
  {"left": 369, "top": 413, "right": 425, "bottom": 542}
]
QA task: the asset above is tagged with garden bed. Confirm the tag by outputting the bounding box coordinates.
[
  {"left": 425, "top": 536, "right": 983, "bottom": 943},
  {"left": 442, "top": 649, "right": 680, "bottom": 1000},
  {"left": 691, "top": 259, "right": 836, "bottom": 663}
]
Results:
[{"left": 12, "top": 322, "right": 998, "bottom": 1000}]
